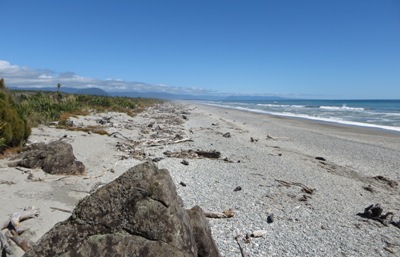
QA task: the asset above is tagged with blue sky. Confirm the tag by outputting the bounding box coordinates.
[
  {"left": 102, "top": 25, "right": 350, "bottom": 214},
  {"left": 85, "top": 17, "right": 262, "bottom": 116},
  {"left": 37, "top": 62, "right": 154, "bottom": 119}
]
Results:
[{"left": 1, "top": 0, "right": 399, "bottom": 99}]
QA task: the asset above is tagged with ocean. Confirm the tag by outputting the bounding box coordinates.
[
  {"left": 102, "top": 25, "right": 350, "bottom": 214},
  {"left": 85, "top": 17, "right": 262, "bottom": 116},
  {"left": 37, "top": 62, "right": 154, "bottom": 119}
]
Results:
[{"left": 202, "top": 99, "right": 400, "bottom": 133}]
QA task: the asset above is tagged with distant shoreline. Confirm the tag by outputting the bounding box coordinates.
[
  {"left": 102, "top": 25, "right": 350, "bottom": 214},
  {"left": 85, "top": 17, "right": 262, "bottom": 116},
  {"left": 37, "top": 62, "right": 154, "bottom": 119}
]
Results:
[{"left": 191, "top": 100, "right": 400, "bottom": 136}]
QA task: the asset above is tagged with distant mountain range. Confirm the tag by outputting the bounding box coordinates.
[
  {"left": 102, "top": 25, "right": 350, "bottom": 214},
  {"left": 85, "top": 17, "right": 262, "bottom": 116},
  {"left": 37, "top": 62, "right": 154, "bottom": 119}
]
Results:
[{"left": 9, "top": 86, "right": 287, "bottom": 101}]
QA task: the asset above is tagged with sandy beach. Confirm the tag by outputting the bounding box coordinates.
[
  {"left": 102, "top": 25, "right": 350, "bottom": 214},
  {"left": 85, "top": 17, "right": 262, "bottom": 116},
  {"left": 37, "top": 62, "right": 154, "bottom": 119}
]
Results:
[{"left": 1, "top": 101, "right": 400, "bottom": 257}]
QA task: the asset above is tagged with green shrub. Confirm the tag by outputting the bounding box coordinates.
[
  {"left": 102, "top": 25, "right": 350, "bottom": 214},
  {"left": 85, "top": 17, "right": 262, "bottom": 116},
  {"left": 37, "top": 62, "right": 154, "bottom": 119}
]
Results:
[{"left": 0, "top": 89, "right": 31, "bottom": 150}]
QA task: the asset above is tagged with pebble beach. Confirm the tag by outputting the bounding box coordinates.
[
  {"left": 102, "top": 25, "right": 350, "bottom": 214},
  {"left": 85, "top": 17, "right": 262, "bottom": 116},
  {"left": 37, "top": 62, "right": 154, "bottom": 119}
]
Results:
[{"left": 1, "top": 101, "right": 400, "bottom": 257}]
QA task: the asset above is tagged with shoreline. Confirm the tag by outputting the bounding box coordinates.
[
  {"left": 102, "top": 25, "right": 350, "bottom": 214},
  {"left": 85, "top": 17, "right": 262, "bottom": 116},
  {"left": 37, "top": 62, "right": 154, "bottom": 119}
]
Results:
[
  {"left": 195, "top": 101, "right": 400, "bottom": 136},
  {"left": 1, "top": 101, "right": 400, "bottom": 256}
]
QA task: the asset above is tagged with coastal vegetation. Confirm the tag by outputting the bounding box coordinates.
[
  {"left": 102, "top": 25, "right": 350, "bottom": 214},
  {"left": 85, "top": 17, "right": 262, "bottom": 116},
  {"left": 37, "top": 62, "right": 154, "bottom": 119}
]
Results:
[{"left": 0, "top": 79, "right": 162, "bottom": 152}]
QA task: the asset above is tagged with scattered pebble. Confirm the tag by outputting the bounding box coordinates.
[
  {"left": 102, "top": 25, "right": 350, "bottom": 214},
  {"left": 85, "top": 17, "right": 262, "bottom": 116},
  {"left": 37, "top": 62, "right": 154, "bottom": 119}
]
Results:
[
  {"left": 267, "top": 213, "right": 274, "bottom": 223},
  {"left": 234, "top": 186, "right": 242, "bottom": 192}
]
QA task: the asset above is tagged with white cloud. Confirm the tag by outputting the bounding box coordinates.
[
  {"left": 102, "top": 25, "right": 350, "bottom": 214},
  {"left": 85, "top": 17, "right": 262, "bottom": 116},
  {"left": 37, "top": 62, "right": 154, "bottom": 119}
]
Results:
[
  {"left": 38, "top": 74, "right": 53, "bottom": 79},
  {"left": 0, "top": 60, "right": 215, "bottom": 95}
]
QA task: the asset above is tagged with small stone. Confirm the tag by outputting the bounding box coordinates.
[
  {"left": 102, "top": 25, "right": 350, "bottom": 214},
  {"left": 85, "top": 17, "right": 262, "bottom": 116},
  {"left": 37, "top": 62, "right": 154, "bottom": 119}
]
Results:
[
  {"left": 234, "top": 186, "right": 242, "bottom": 192},
  {"left": 250, "top": 230, "right": 267, "bottom": 238},
  {"left": 267, "top": 213, "right": 274, "bottom": 223},
  {"left": 223, "top": 132, "right": 231, "bottom": 138},
  {"left": 181, "top": 160, "right": 189, "bottom": 166},
  {"left": 152, "top": 157, "right": 163, "bottom": 162},
  {"left": 250, "top": 137, "right": 259, "bottom": 142}
]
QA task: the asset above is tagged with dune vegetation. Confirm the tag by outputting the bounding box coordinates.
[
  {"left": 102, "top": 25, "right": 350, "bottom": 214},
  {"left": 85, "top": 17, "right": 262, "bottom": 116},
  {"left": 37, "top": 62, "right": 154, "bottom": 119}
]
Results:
[{"left": 0, "top": 78, "right": 162, "bottom": 152}]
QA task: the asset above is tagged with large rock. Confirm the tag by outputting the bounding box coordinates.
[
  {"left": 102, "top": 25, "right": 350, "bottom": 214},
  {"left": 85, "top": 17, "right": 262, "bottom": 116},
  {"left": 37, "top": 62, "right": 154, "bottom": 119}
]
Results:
[
  {"left": 24, "top": 162, "right": 220, "bottom": 257},
  {"left": 16, "top": 141, "right": 85, "bottom": 175}
]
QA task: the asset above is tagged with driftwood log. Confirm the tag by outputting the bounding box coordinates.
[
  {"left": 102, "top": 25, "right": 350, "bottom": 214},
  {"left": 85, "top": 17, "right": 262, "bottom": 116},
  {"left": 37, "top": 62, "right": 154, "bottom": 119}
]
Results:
[
  {"left": 1, "top": 206, "right": 39, "bottom": 254},
  {"left": 6, "top": 230, "right": 32, "bottom": 252},
  {"left": 204, "top": 209, "right": 234, "bottom": 219},
  {"left": 2, "top": 206, "right": 39, "bottom": 233},
  {"left": 0, "top": 231, "right": 13, "bottom": 255}
]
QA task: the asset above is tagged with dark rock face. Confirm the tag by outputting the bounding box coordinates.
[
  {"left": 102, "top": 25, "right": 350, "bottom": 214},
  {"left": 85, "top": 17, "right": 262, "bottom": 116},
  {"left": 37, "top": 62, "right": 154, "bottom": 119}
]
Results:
[
  {"left": 24, "top": 162, "right": 220, "bottom": 257},
  {"left": 187, "top": 206, "right": 221, "bottom": 257},
  {"left": 16, "top": 141, "right": 85, "bottom": 175}
]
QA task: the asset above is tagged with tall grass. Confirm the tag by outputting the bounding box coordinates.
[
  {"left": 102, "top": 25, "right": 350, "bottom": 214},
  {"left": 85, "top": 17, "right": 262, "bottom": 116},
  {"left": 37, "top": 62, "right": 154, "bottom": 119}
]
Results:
[
  {"left": 1, "top": 90, "right": 162, "bottom": 151},
  {"left": 13, "top": 91, "right": 162, "bottom": 126}
]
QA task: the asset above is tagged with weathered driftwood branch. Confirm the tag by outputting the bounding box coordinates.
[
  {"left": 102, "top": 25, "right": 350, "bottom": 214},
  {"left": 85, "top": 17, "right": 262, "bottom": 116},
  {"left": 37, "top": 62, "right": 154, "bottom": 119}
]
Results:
[
  {"left": 0, "top": 231, "right": 13, "bottom": 255},
  {"left": 2, "top": 206, "right": 39, "bottom": 233},
  {"left": 267, "top": 135, "right": 289, "bottom": 141},
  {"left": 275, "top": 179, "right": 316, "bottom": 194},
  {"left": 50, "top": 207, "right": 72, "bottom": 213},
  {"left": 195, "top": 150, "right": 221, "bottom": 159},
  {"left": 203, "top": 209, "right": 234, "bottom": 219},
  {"left": 145, "top": 138, "right": 193, "bottom": 147},
  {"left": 109, "top": 132, "right": 130, "bottom": 141},
  {"left": 7, "top": 230, "right": 32, "bottom": 252}
]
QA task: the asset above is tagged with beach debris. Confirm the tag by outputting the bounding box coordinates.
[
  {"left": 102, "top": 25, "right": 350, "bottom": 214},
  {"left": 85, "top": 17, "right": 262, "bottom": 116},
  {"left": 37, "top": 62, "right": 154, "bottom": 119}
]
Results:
[
  {"left": 357, "top": 204, "right": 394, "bottom": 226},
  {"left": 372, "top": 175, "right": 398, "bottom": 188},
  {"left": 147, "top": 121, "right": 155, "bottom": 128},
  {"left": 383, "top": 246, "right": 396, "bottom": 254},
  {"left": 234, "top": 234, "right": 249, "bottom": 257},
  {"left": 234, "top": 186, "right": 242, "bottom": 192},
  {"left": 164, "top": 149, "right": 221, "bottom": 159},
  {"left": 27, "top": 173, "right": 44, "bottom": 182},
  {"left": 315, "top": 156, "right": 326, "bottom": 161},
  {"left": 179, "top": 181, "right": 187, "bottom": 187},
  {"left": 211, "top": 123, "right": 219, "bottom": 126},
  {"left": 223, "top": 132, "right": 231, "bottom": 138},
  {"left": 362, "top": 185, "right": 375, "bottom": 193},
  {"left": 50, "top": 207, "right": 72, "bottom": 213},
  {"left": 204, "top": 209, "right": 234, "bottom": 219},
  {"left": 275, "top": 179, "right": 316, "bottom": 194},
  {"left": 142, "top": 137, "right": 193, "bottom": 147},
  {"left": 0, "top": 231, "right": 13, "bottom": 255},
  {"left": 250, "top": 137, "right": 259, "bottom": 142},
  {"left": 266, "top": 135, "right": 289, "bottom": 141},
  {"left": 1, "top": 206, "right": 39, "bottom": 253},
  {"left": 196, "top": 150, "right": 221, "bottom": 159},
  {"left": 267, "top": 213, "right": 274, "bottom": 223},
  {"left": 251, "top": 230, "right": 268, "bottom": 238},
  {"left": 223, "top": 157, "right": 234, "bottom": 163},
  {"left": 181, "top": 160, "right": 189, "bottom": 165},
  {"left": 96, "top": 116, "right": 113, "bottom": 125},
  {"left": 109, "top": 131, "right": 130, "bottom": 140},
  {"left": 0, "top": 179, "right": 15, "bottom": 185},
  {"left": 152, "top": 157, "right": 164, "bottom": 162},
  {"left": 298, "top": 194, "right": 312, "bottom": 201},
  {"left": 131, "top": 149, "right": 147, "bottom": 160}
]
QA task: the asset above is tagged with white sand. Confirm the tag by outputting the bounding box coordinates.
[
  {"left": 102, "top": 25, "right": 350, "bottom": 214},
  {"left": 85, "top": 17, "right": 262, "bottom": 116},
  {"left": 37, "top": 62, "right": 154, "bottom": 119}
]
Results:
[{"left": 1, "top": 102, "right": 400, "bottom": 256}]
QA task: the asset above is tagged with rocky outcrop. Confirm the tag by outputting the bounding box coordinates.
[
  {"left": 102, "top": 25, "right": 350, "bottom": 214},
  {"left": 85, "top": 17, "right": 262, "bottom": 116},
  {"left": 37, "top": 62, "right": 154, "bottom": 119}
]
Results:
[
  {"left": 15, "top": 141, "right": 85, "bottom": 175},
  {"left": 24, "top": 162, "right": 220, "bottom": 257}
]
